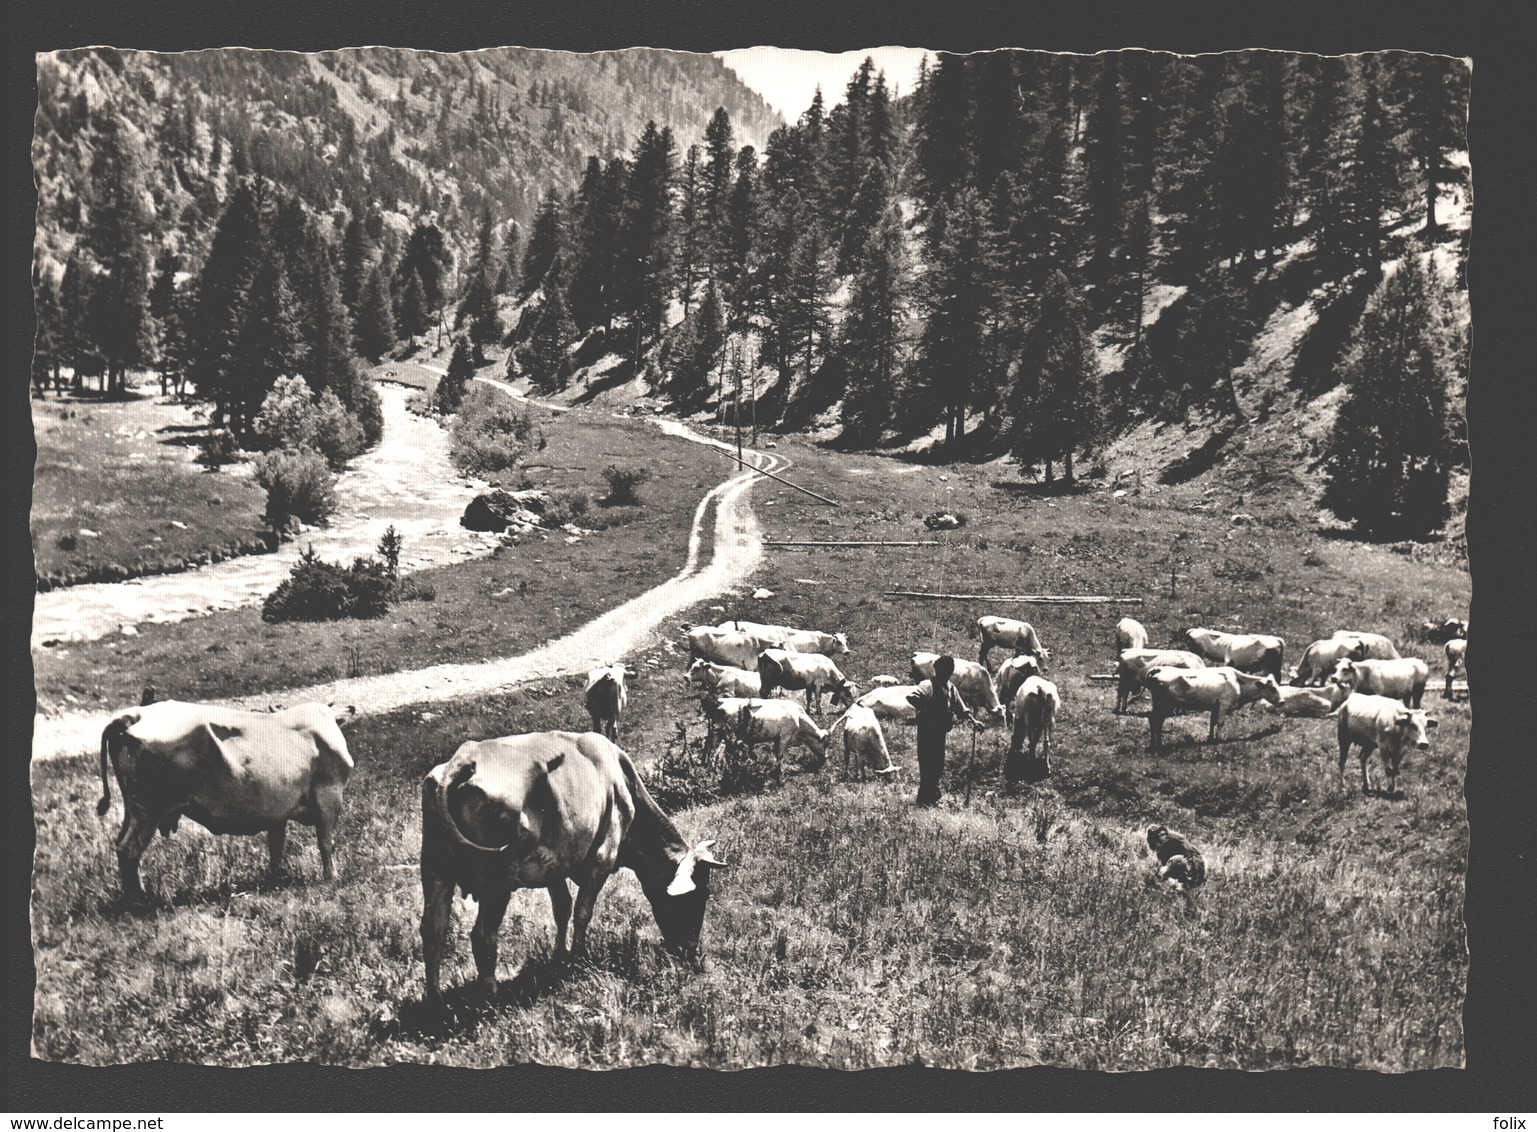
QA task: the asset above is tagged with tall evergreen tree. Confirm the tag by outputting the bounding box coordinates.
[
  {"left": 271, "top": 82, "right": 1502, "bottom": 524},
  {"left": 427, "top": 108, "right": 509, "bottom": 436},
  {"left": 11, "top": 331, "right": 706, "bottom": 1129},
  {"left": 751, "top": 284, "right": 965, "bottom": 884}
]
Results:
[
  {"left": 913, "top": 186, "right": 993, "bottom": 451},
  {"left": 1083, "top": 53, "right": 1127, "bottom": 295},
  {"left": 702, "top": 107, "right": 736, "bottom": 279},
  {"left": 435, "top": 336, "right": 475, "bottom": 413},
  {"left": 617, "top": 121, "right": 676, "bottom": 370},
  {"left": 675, "top": 144, "right": 703, "bottom": 319},
  {"left": 839, "top": 203, "right": 908, "bottom": 444},
  {"left": 340, "top": 211, "right": 370, "bottom": 316},
  {"left": 723, "top": 145, "right": 760, "bottom": 327},
  {"left": 1322, "top": 255, "right": 1454, "bottom": 535},
  {"left": 59, "top": 249, "right": 94, "bottom": 391},
  {"left": 520, "top": 188, "right": 565, "bottom": 297},
  {"left": 190, "top": 177, "right": 269, "bottom": 426},
  {"left": 83, "top": 117, "right": 153, "bottom": 393},
  {"left": 355, "top": 262, "right": 396, "bottom": 361},
  {"left": 147, "top": 247, "right": 181, "bottom": 395},
  {"left": 1399, "top": 55, "right": 1469, "bottom": 238},
  {"left": 912, "top": 54, "right": 974, "bottom": 215},
  {"left": 1009, "top": 269, "right": 1101, "bottom": 483}
]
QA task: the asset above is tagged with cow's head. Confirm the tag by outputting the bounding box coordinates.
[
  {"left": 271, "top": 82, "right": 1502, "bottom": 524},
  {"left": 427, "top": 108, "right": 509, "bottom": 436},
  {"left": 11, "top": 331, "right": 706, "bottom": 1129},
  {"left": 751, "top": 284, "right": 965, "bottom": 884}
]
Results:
[
  {"left": 647, "top": 839, "right": 729, "bottom": 964},
  {"left": 832, "top": 632, "right": 850, "bottom": 656},
  {"left": 1332, "top": 659, "right": 1360, "bottom": 687},
  {"left": 806, "top": 723, "right": 831, "bottom": 758},
  {"left": 1237, "top": 671, "right": 1283, "bottom": 706},
  {"left": 1396, "top": 709, "right": 1438, "bottom": 751},
  {"left": 832, "top": 679, "right": 858, "bottom": 708}
]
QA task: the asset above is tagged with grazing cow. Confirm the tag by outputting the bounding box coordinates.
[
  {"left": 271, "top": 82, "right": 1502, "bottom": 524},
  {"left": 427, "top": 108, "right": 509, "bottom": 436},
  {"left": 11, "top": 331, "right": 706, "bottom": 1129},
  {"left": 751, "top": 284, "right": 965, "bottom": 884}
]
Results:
[
  {"left": 757, "top": 649, "right": 858, "bottom": 715},
  {"left": 994, "top": 654, "right": 1043, "bottom": 720},
  {"left": 1183, "top": 628, "right": 1286, "bottom": 681},
  {"left": 1293, "top": 636, "right": 1369, "bottom": 686},
  {"left": 1267, "top": 679, "right": 1352, "bottom": 719},
  {"left": 830, "top": 704, "right": 899, "bottom": 780},
  {"left": 1145, "top": 666, "right": 1282, "bottom": 754},
  {"left": 1146, "top": 824, "right": 1207, "bottom": 895},
  {"left": 97, "top": 700, "right": 354, "bottom": 902},
  {"left": 583, "top": 665, "right": 636, "bottom": 740},
  {"left": 1116, "top": 649, "right": 1207, "bottom": 714},
  {"left": 1332, "top": 657, "right": 1430, "bottom": 708},
  {"left": 708, "top": 697, "right": 830, "bottom": 781},
  {"left": 1005, "top": 675, "right": 1060, "bottom": 783},
  {"left": 419, "top": 731, "right": 725, "bottom": 1008},
  {"left": 1331, "top": 693, "right": 1438, "bottom": 795},
  {"left": 1444, "top": 637, "right": 1467, "bottom": 700},
  {"left": 722, "top": 620, "right": 850, "bottom": 657},
  {"left": 869, "top": 674, "right": 900, "bottom": 687},
  {"left": 854, "top": 684, "right": 921, "bottom": 723},
  {"left": 910, "top": 652, "right": 1006, "bottom": 725},
  {"left": 686, "top": 626, "right": 763, "bottom": 671},
  {"left": 686, "top": 658, "right": 762, "bottom": 699},
  {"left": 1421, "top": 618, "right": 1469, "bottom": 644},
  {"left": 977, "top": 616, "right": 1051, "bottom": 669},
  {"left": 1116, "top": 617, "right": 1149, "bottom": 652},
  {"left": 1331, "top": 630, "right": 1401, "bottom": 660}
]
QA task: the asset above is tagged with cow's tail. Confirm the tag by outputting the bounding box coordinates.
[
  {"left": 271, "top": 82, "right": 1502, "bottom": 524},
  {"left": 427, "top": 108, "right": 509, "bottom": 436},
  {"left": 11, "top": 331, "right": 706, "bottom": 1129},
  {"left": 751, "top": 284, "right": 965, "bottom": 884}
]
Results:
[
  {"left": 426, "top": 762, "right": 517, "bottom": 856},
  {"left": 97, "top": 715, "right": 133, "bottom": 816}
]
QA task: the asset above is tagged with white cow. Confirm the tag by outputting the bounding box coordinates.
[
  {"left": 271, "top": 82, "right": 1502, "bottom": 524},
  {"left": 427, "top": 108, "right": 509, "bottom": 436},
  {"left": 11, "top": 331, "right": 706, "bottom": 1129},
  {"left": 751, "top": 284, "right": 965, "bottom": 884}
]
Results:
[
  {"left": 977, "top": 616, "right": 1050, "bottom": 669},
  {"left": 1115, "top": 617, "right": 1149, "bottom": 652},
  {"left": 719, "top": 620, "right": 850, "bottom": 656},
  {"left": 1266, "top": 679, "right": 1352, "bottom": 718},
  {"left": 1444, "top": 637, "right": 1467, "bottom": 700},
  {"left": 708, "top": 697, "right": 830, "bottom": 782},
  {"left": 869, "top": 674, "right": 901, "bottom": 688},
  {"left": 1005, "top": 675, "right": 1060, "bottom": 781},
  {"left": 1183, "top": 628, "right": 1286, "bottom": 681},
  {"left": 1145, "top": 666, "right": 1282, "bottom": 753},
  {"left": 910, "top": 652, "right": 1006, "bottom": 725},
  {"left": 584, "top": 664, "right": 636, "bottom": 740},
  {"left": 854, "top": 684, "right": 921, "bottom": 723},
  {"left": 686, "top": 626, "right": 763, "bottom": 670},
  {"left": 1293, "top": 637, "right": 1369, "bottom": 686},
  {"left": 1332, "top": 693, "right": 1438, "bottom": 795},
  {"left": 1331, "top": 630, "right": 1401, "bottom": 660},
  {"left": 97, "top": 701, "right": 354, "bottom": 902},
  {"left": 1116, "top": 649, "right": 1207, "bottom": 714},
  {"left": 686, "top": 658, "right": 762, "bottom": 699},
  {"left": 830, "top": 704, "right": 899, "bottom": 780},
  {"left": 994, "top": 654, "right": 1043, "bottom": 720},
  {"left": 1332, "top": 657, "right": 1431, "bottom": 709},
  {"left": 757, "top": 649, "right": 858, "bottom": 714}
]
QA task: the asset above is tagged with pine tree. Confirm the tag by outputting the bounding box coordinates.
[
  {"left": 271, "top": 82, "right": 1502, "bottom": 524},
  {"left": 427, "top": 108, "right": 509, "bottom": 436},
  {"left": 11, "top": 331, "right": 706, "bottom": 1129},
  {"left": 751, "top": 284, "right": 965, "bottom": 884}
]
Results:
[
  {"left": 522, "top": 258, "right": 578, "bottom": 393},
  {"left": 867, "top": 70, "right": 896, "bottom": 172},
  {"left": 355, "top": 262, "right": 397, "bottom": 361},
  {"left": 912, "top": 54, "right": 974, "bottom": 215},
  {"left": 675, "top": 144, "right": 703, "bottom": 320},
  {"left": 190, "top": 178, "right": 269, "bottom": 426},
  {"left": 228, "top": 249, "right": 307, "bottom": 436},
  {"left": 1399, "top": 55, "right": 1469, "bottom": 238},
  {"left": 670, "top": 281, "right": 726, "bottom": 404},
  {"left": 147, "top": 248, "right": 181, "bottom": 395},
  {"left": 1009, "top": 269, "right": 1101, "bottom": 483},
  {"left": 1322, "top": 255, "right": 1454, "bottom": 536},
  {"left": 618, "top": 121, "right": 676, "bottom": 370},
  {"left": 723, "top": 145, "right": 760, "bottom": 327},
  {"left": 395, "top": 266, "right": 432, "bottom": 342},
  {"left": 33, "top": 273, "right": 63, "bottom": 397},
  {"left": 83, "top": 116, "right": 153, "bottom": 394},
  {"left": 520, "top": 188, "right": 565, "bottom": 297},
  {"left": 435, "top": 336, "right": 475, "bottom": 413},
  {"left": 702, "top": 107, "right": 736, "bottom": 280},
  {"left": 839, "top": 203, "right": 908, "bottom": 444},
  {"left": 913, "top": 186, "right": 994, "bottom": 451},
  {"left": 59, "top": 249, "right": 94, "bottom": 391},
  {"left": 837, "top": 159, "right": 890, "bottom": 276},
  {"left": 340, "top": 211, "right": 370, "bottom": 316},
  {"left": 1083, "top": 53, "right": 1127, "bottom": 296}
]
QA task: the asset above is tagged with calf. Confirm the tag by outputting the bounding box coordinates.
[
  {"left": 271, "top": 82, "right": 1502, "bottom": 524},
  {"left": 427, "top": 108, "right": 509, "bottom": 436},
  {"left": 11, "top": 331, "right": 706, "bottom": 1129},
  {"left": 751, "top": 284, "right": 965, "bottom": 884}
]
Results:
[
  {"left": 583, "top": 665, "right": 636, "bottom": 740},
  {"left": 686, "top": 658, "right": 761, "bottom": 699},
  {"left": 1332, "top": 657, "right": 1430, "bottom": 708},
  {"left": 911, "top": 652, "right": 1006, "bottom": 726},
  {"left": 1005, "top": 675, "right": 1060, "bottom": 783},
  {"left": 1145, "top": 666, "right": 1282, "bottom": 754},
  {"left": 977, "top": 616, "right": 1050, "bottom": 669},
  {"left": 994, "top": 654, "right": 1043, "bottom": 721},
  {"left": 1293, "top": 637, "right": 1368, "bottom": 686},
  {"left": 1116, "top": 649, "right": 1207, "bottom": 714},
  {"left": 1331, "top": 630, "right": 1401, "bottom": 660},
  {"left": 854, "top": 684, "right": 921, "bottom": 723},
  {"left": 831, "top": 704, "right": 899, "bottom": 780},
  {"left": 758, "top": 649, "right": 857, "bottom": 715},
  {"left": 1116, "top": 617, "right": 1149, "bottom": 652},
  {"left": 1444, "top": 637, "right": 1467, "bottom": 700},
  {"left": 1332, "top": 693, "right": 1438, "bottom": 795},
  {"left": 1184, "top": 627, "right": 1286, "bottom": 681},
  {"left": 708, "top": 697, "right": 830, "bottom": 782}
]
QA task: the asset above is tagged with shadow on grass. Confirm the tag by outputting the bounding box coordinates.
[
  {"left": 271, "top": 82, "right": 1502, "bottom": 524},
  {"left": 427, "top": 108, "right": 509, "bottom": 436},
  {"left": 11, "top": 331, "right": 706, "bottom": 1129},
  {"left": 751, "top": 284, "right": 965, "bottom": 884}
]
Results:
[
  {"left": 989, "top": 478, "right": 1099, "bottom": 498},
  {"left": 390, "top": 954, "right": 574, "bottom": 1039}
]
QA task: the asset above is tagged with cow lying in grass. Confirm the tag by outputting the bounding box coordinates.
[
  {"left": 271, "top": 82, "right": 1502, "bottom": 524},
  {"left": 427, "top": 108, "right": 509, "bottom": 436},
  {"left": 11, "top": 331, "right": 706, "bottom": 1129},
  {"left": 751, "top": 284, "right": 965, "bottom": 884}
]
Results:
[
  {"left": 1265, "top": 678, "right": 1352, "bottom": 718},
  {"left": 1145, "top": 666, "right": 1281, "bottom": 754}
]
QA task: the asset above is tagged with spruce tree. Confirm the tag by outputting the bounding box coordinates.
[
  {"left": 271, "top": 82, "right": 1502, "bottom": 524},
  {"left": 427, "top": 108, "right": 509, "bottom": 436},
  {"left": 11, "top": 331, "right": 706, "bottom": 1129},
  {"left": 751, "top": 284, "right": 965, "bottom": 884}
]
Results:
[
  {"left": 355, "top": 262, "right": 397, "bottom": 361},
  {"left": 435, "top": 336, "right": 475, "bottom": 413},
  {"left": 839, "top": 203, "right": 907, "bottom": 444},
  {"left": 724, "top": 145, "right": 760, "bottom": 327},
  {"left": 618, "top": 121, "right": 676, "bottom": 370},
  {"left": 1009, "top": 269, "right": 1101, "bottom": 483},
  {"left": 190, "top": 178, "right": 269, "bottom": 426},
  {"left": 702, "top": 107, "right": 736, "bottom": 279},
  {"left": 147, "top": 248, "right": 181, "bottom": 395},
  {"left": 1399, "top": 55, "right": 1469, "bottom": 238},
  {"left": 675, "top": 144, "right": 703, "bottom": 320},
  {"left": 913, "top": 186, "right": 993, "bottom": 451},
  {"left": 59, "top": 250, "right": 94, "bottom": 392},
  {"left": 1322, "top": 255, "right": 1453, "bottom": 536},
  {"left": 83, "top": 116, "right": 153, "bottom": 394},
  {"left": 395, "top": 267, "right": 432, "bottom": 342},
  {"left": 520, "top": 188, "right": 565, "bottom": 297}
]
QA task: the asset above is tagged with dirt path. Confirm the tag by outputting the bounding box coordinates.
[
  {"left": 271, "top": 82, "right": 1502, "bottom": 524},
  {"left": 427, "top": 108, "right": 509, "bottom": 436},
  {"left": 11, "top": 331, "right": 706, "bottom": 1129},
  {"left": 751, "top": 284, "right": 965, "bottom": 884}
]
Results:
[
  {"left": 30, "top": 384, "right": 498, "bottom": 649},
  {"left": 30, "top": 403, "right": 781, "bottom": 762}
]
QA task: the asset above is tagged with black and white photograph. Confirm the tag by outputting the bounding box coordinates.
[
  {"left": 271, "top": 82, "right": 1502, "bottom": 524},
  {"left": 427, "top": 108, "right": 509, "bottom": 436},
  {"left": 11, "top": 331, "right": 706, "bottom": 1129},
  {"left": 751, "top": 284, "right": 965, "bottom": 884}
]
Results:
[{"left": 19, "top": 24, "right": 1508, "bottom": 1088}]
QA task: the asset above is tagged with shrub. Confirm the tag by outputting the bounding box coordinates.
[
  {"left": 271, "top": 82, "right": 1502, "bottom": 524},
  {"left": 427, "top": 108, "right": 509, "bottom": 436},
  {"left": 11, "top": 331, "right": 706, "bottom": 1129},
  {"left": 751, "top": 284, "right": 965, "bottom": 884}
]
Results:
[
  {"left": 600, "top": 464, "right": 650, "bottom": 506},
  {"left": 449, "top": 385, "right": 541, "bottom": 479},
  {"left": 542, "top": 488, "right": 591, "bottom": 528},
  {"left": 254, "top": 445, "right": 337, "bottom": 529},
  {"left": 196, "top": 429, "right": 238, "bottom": 470},
  {"left": 261, "top": 545, "right": 394, "bottom": 623},
  {"left": 397, "top": 576, "right": 437, "bottom": 602},
  {"left": 254, "top": 376, "right": 366, "bottom": 470}
]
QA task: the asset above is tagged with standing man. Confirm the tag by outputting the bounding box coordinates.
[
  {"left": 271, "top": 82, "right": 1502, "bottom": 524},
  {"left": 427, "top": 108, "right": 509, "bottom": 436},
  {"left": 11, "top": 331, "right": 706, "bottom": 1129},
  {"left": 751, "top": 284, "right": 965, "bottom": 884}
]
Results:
[{"left": 906, "top": 654, "right": 983, "bottom": 807}]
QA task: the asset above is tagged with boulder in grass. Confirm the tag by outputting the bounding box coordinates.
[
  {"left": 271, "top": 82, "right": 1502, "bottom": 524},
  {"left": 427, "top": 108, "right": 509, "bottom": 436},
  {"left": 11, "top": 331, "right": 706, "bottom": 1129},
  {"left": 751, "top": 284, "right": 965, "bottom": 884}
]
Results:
[{"left": 461, "top": 489, "right": 553, "bottom": 532}]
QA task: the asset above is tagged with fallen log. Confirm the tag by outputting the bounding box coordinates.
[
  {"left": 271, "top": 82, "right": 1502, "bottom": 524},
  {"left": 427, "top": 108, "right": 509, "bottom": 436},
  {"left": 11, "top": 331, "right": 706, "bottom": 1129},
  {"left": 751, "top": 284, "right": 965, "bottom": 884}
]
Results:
[
  {"left": 766, "top": 540, "right": 947, "bottom": 548},
  {"left": 884, "top": 590, "right": 1144, "bottom": 605}
]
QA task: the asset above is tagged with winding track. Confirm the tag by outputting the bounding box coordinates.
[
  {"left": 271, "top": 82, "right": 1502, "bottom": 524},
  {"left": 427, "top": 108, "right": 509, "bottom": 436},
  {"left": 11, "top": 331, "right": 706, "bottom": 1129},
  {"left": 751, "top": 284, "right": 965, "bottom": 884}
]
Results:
[{"left": 30, "top": 379, "right": 784, "bottom": 763}]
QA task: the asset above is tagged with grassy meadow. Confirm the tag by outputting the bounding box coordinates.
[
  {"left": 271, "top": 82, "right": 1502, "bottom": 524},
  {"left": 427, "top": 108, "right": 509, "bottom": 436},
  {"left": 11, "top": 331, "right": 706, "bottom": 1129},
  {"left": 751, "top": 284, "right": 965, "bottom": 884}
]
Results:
[
  {"left": 30, "top": 390, "right": 269, "bottom": 584},
  {"left": 28, "top": 423, "right": 1469, "bottom": 1069}
]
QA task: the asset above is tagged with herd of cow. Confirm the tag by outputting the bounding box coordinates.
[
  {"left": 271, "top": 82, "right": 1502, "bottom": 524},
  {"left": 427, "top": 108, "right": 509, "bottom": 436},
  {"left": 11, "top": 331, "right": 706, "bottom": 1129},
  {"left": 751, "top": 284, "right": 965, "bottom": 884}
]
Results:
[{"left": 86, "top": 609, "right": 1468, "bottom": 1010}]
